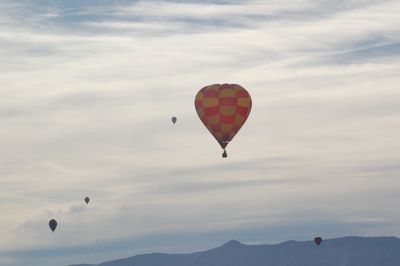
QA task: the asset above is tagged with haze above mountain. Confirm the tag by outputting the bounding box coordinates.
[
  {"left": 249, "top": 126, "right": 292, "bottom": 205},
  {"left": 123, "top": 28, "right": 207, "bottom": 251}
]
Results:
[{"left": 69, "top": 236, "right": 400, "bottom": 266}]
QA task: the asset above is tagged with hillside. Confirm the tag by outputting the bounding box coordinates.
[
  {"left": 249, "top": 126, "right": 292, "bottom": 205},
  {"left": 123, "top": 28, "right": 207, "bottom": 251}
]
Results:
[{"left": 69, "top": 236, "right": 400, "bottom": 266}]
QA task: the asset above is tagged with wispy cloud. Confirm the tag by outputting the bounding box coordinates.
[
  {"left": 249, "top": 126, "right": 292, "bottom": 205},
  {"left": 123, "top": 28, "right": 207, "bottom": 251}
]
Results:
[{"left": 0, "top": 0, "right": 400, "bottom": 265}]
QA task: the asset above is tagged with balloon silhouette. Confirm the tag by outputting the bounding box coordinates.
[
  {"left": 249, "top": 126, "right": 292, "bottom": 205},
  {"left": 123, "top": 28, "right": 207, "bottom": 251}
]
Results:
[
  {"left": 195, "top": 84, "right": 252, "bottom": 157},
  {"left": 314, "top": 237, "right": 322, "bottom": 246},
  {"left": 84, "top": 196, "right": 90, "bottom": 204},
  {"left": 49, "top": 219, "right": 57, "bottom": 232},
  {"left": 171, "top": 116, "right": 177, "bottom": 124}
]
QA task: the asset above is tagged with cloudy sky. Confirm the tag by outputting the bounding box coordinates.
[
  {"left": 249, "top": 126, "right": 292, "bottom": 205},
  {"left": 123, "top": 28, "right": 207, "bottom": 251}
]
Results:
[{"left": 1, "top": 0, "right": 400, "bottom": 265}]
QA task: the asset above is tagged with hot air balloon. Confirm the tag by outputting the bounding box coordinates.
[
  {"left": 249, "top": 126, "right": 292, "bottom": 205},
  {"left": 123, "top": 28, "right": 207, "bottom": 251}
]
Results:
[
  {"left": 84, "top": 196, "right": 90, "bottom": 204},
  {"left": 49, "top": 219, "right": 57, "bottom": 232},
  {"left": 171, "top": 116, "right": 177, "bottom": 124},
  {"left": 314, "top": 237, "right": 322, "bottom": 246},
  {"left": 194, "top": 84, "right": 252, "bottom": 158}
]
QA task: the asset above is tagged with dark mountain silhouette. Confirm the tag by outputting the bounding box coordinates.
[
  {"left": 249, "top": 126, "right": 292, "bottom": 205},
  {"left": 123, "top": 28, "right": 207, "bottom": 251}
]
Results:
[{"left": 69, "top": 236, "right": 400, "bottom": 266}]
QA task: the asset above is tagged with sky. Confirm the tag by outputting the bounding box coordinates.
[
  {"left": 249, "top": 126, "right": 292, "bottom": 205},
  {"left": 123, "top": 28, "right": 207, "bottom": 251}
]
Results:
[{"left": 0, "top": 0, "right": 400, "bottom": 265}]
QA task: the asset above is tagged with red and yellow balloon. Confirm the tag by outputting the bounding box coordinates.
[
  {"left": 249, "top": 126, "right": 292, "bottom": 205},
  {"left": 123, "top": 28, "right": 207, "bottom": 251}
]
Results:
[{"left": 194, "top": 84, "right": 252, "bottom": 157}]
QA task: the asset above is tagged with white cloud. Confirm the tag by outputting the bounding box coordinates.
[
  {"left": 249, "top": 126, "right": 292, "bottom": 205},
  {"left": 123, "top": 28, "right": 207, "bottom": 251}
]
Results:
[{"left": 0, "top": 0, "right": 400, "bottom": 265}]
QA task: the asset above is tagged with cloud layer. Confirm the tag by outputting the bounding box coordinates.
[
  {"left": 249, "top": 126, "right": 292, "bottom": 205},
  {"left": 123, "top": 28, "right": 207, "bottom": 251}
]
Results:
[{"left": 0, "top": 0, "right": 400, "bottom": 265}]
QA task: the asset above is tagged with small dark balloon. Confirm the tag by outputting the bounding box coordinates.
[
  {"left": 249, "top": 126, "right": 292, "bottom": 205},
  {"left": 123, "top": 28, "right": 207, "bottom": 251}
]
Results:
[
  {"left": 49, "top": 219, "right": 57, "bottom": 232},
  {"left": 171, "top": 116, "right": 177, "bottom": 124},
  {"left": 84, "top": 197, "right": 90, "bottom": 204},
  {"left": 314, "top": 237, "right": 322, "bottom": 246}
]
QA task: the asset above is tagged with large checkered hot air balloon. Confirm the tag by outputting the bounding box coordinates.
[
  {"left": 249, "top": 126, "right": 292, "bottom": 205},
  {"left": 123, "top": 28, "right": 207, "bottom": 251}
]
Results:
[{"left": 194, "top": 84, "right": 252, "bottom": 158}]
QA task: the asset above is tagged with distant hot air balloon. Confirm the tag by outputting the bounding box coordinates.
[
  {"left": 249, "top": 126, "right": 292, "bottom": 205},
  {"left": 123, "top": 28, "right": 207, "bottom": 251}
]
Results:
[
  {"left": 171, "top": 116, "right": 177, "bottom": 124},
  {"left": 49, "top": 219, "right": 57, "bottom": 232},
  {"left": 314, "top": 237, "right": 322, "bottom": 246},
  {"left": 84, "top": 196, "right": 90, "bottom": 204},
  {"left": 194, "top": 84, "right": 252, "bottom": 158}
]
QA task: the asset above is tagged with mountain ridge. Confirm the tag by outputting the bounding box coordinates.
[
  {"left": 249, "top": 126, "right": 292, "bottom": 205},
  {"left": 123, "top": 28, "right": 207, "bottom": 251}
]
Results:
[{"left": 69, "top": 236, "right": 400, "bottom": 266}]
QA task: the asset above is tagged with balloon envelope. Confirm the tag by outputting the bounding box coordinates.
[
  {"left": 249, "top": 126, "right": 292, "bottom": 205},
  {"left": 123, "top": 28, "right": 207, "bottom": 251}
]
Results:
[
  {"left": 85, "top": 196, "right": 90, "bottom": 204},
  {"left": 49, "top": 219, "right": 57, "bottom": 232},
  {"left": 195, "top": 84, "right": 252, "bottom": 150},
  {"left": 314, "top": 237, "right": 322, "bottom": 246},
  {"left": 171, "top": 116, "right": 177, "bottom": 124}
]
